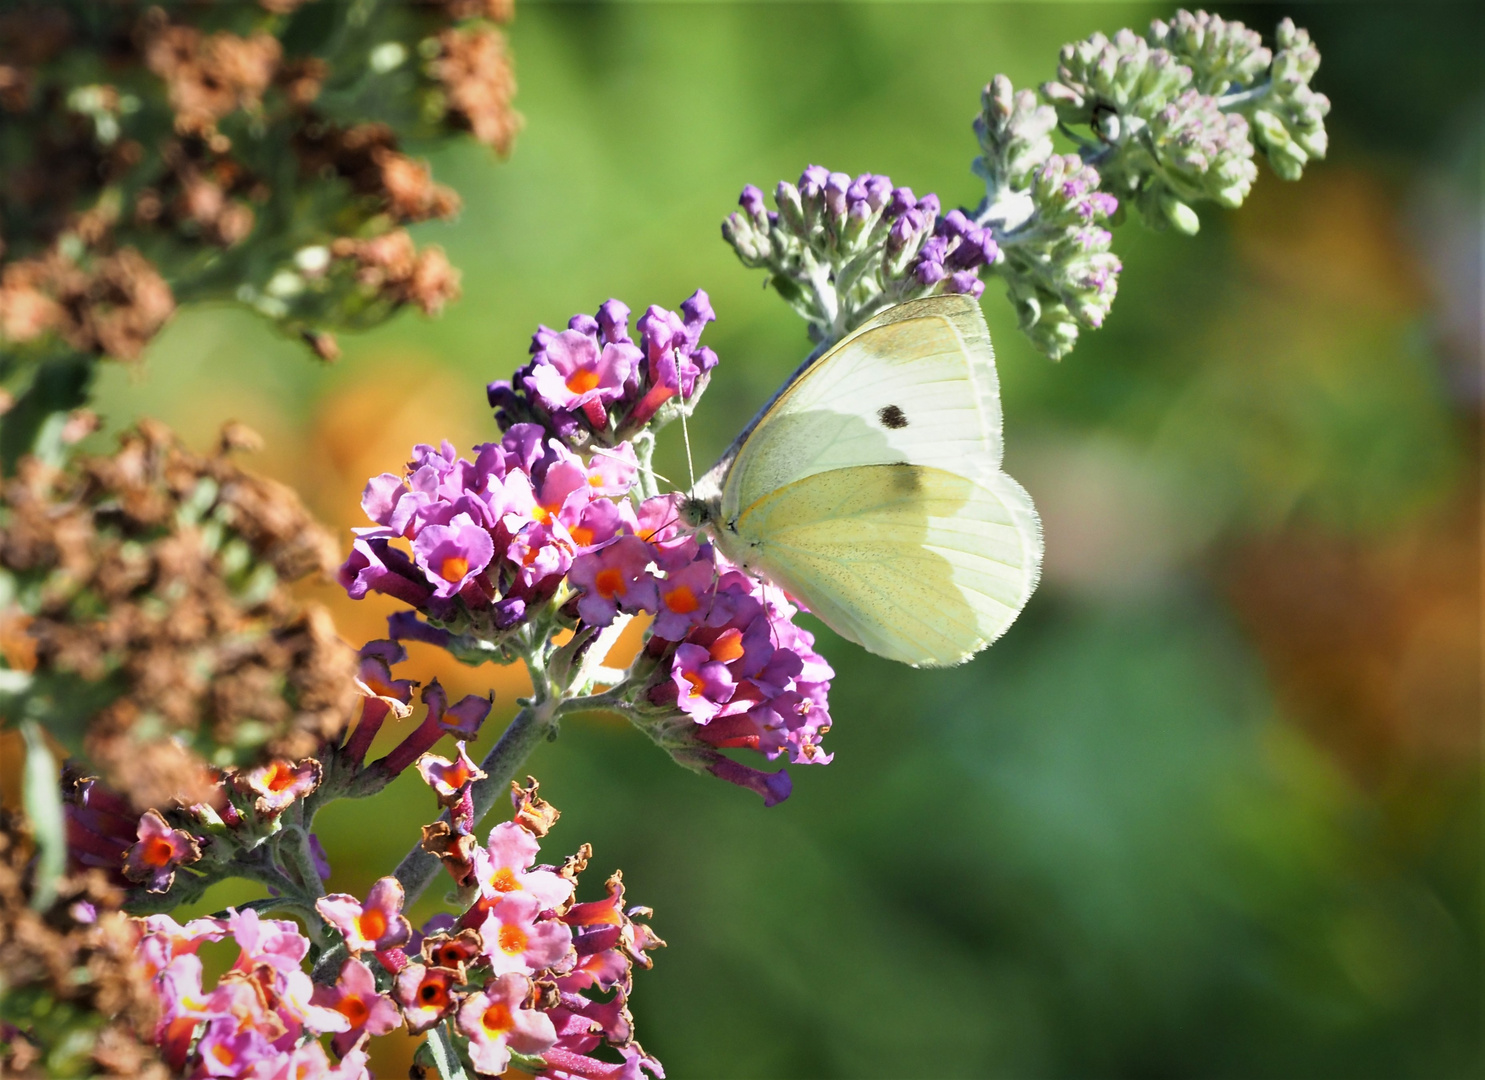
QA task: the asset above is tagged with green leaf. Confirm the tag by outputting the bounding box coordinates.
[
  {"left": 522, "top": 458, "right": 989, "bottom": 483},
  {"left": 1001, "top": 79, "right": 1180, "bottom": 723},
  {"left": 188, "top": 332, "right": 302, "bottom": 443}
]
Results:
[{"left": 21, "top": 721, "right": 66, "bottom": 910}]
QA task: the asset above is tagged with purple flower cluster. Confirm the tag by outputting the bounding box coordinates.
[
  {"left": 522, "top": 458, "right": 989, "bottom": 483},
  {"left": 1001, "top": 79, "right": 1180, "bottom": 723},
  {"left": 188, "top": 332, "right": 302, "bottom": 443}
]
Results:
[
  {"left": 340, "top": 425, "right": 642, "bottom": 639},
  {"left": 570, "top": 506, "right": 834, "bottom": 805},
  {"left": 724, "top": 165, "right": 997, "bottom": 341},
  {"left": 488, "top": 292, "right": 718, "bottom": 447},
  {"left": 342, "top": 314, "right": 835, "bottom": 803},
  {"left": 909, "top": 207, "right": 999, "bottom": 299}
]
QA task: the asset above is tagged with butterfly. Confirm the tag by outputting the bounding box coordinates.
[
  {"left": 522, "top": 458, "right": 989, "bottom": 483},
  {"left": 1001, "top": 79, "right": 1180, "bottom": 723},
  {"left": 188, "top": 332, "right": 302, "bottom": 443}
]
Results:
[{"left": 681, "top": 293, "right": 1043, "bottom": 668}]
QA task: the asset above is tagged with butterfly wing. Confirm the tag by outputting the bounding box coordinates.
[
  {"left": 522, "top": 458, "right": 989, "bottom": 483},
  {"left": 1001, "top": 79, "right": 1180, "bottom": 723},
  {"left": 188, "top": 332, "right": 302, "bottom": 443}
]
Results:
[
  {"left": 720, "top": 294, "right": 1007, "bottom": 521},
  {"left": 714, "top": 295, "right": 1042, "bottom": 668},
  {"left": 731, "top": 462, "right": 1040, "bottom": 667}
]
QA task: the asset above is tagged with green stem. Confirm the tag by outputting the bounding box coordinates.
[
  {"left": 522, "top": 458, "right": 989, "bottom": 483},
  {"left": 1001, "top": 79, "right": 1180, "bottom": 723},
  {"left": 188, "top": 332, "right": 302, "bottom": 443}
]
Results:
[
  {"left": 391, "top": 694, "right": 559, "bottom": 909},
  {"left": 633, "top": 431, "right": 659, "bottom": 500}
]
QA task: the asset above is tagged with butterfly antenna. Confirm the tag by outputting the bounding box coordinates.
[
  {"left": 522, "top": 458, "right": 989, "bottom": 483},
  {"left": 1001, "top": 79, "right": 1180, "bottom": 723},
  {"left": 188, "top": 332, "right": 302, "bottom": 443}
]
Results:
[
  {"left": 640, "top": 510, "right": 682, "bottom": 543},
  {"left": 591, "top": 444, "right": 675, "bottom": 490},
  {"left": 680, "top": 407, "right": 697, "bottom": 495}
]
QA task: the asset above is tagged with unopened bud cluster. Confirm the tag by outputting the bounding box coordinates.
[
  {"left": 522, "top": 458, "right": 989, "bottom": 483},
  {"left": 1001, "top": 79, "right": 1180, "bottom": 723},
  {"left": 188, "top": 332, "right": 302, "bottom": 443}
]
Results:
[
  {"left": 723, "top": 165, "right": 997, "bottom": 344},
  {"left": 726, "top": 9, "right": 1328, "bottom": 360}
]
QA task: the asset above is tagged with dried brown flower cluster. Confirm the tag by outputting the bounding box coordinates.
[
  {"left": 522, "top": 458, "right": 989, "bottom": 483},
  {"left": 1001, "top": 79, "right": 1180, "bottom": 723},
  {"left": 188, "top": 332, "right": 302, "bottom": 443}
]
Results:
[
  {"left": 436, "top": 24, "right": 523, "bottom": 156},
  {"left": 0, "top": 814, "right": 166, "bottom": 1079},
  {"left": 0, "top": 421, "right": 358, "bottom": 809},
  {"left": 0, "top": 0, "right": 519, "bottom": 368}
]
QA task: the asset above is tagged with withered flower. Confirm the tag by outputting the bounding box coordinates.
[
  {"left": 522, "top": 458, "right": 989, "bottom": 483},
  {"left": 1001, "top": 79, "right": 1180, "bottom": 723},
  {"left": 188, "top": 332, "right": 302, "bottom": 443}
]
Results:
[
  {"left": 0, "top": 813, "right": 167, "bottom": 1078},
  {"left": 0, "top": 421, "right": 357, "bottom": 810}
]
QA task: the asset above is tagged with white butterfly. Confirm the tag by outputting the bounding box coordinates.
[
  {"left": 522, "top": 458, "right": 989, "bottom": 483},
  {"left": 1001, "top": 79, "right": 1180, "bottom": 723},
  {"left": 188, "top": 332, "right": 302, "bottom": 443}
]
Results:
[{"left": 682, "top": 294, "right": 1043, "bottom": 667}]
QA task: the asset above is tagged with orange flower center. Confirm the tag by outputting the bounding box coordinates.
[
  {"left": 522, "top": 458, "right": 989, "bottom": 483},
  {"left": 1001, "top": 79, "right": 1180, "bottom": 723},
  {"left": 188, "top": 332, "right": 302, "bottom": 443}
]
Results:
[
  {"left": 570, "top": 525, "right": 594, "bottom": 546},
  {"left": 142, "top": 836, "right": 176, "bottom": 867},
  {"left": 363, "top": 673, "right": 397, "bottom": 698},
  {"left": 356, "top": 908, "right": 387, "bottom": 943},
  {"left": 336, "top": 994, "right": 370, "bottom": 1027},
  {"left": 490, "top": 867, "right": 521, "bottom": 893},
  {"left": 594, "top": 567, "right": 626, "bottom": 599},
  {"left": 434, "top": 943, "right": 469, "bottom": 967},
  {"left": 482, "top": 1001, "right": 514, "bottom": 1036},
  {"left": 418, "top": 977, "right": 449, "bottom": 1007},
  {"left": 264, "top": 762, "right": 297, "bottom": 792},
  {"left": 683, "top": 671, "right": 707, "bottom": 698},
  {"left": 663, "top": 585, "right": 699, "bottom": 614},
  {"left": 565, "top": 369, "right": 601, "bottom": 394},
  {"left": 438, "top": 555, "right": 470, "bottom": 583},
  {"left": 532, "top": 504, "right": 555, "bottom": 525},
  {"left": 212, "top": 1043, "right": 238, "bottom": 1066},
  {"left": 498, "top": 923, "right": 528, "bottom": 955},
  {"left": 709, "top": 629, "right": 744, "bottom": 663}
]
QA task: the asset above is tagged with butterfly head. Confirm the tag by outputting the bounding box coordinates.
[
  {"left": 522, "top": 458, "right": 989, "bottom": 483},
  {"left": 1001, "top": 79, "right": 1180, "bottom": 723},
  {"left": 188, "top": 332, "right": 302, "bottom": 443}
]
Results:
[{"left": 678, "top": 494, "right": 720, "bottom": 531}]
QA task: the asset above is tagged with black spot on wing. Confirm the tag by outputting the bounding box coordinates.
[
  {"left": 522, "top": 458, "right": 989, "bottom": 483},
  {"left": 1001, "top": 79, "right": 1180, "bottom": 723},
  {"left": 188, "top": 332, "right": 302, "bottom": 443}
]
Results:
[
  {"left": 889, "top": 463, "right": 923, "bottom": 494},
  {"left": 877, "top": 404, "right": 908, "bottom": 430}
]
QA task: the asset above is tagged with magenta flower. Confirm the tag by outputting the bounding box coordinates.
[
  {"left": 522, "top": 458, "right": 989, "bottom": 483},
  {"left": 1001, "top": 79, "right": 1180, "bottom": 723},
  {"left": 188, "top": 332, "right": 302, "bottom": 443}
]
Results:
[
  {"left": 311, "top": 958, "right": 401, "bottom": 1058},
  {"left": 669, "top": 643, "right": 736, "bottom": 723},
  {"left": 424, "top": 679, "right": 495, "bottom": 739},
  {"left": 122, "top": 809, "right": 202, "bottom": 893},
  {"left": 639, "top": 566, "right": 835, "bottom": 803},
  {"left": 339, "top": 535, "right": 433, "bottom": 607},
  {"left": 354, "top": 640, "right": 416, "bottom": 716},
  {"left": 345, "top": 639, "right": 418, "bottom": 765},
  {"left": 316, "top": 876, "right": 412, "bottom": 954},
  {"left": 479, "top": 891, "right": 574, "bottom": 976},
  {"left": 412, "top": 511, "right": 494, "bottom": 599},
  {"left": 193, "top": 1018, "right": 275, "bottom": 1077},
  {"left": 629, "top": 291, "right": 717, "bottom": 426},
  {"left": 651, "top": 551, "right": 716, "bottom": 640},
  {"left": 584, "top": 443, "right": 639, "bottom": 496},
  {"left": 567, "top": 496, "right": 631, "bottom": 552},
  {"left": 238, "top": 758, "right": 322, "bottom": 816},
  {"left": 225, "top": 906, "right": 311, "bottom": 972},
  {"left": 456, "top": 973, "right": 558, "bottom": 1076},
  {"left": 416, "top": 741, "right": 488, "bottom": 806},
  {"left": 568, "top": 535, "right": 659, "bottom": 626},
  {"left": 139, "top": 913, "right": 227, "bottom": 976},
  {"left": 527, "top": 328, "right": 639, "bottom": 428}
]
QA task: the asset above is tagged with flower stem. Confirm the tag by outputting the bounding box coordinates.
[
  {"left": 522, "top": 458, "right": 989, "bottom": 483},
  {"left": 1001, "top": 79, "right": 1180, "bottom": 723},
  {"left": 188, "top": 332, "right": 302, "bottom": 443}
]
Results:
[{"left": 392, "top": 695, "right": 558, "bottom": 909}]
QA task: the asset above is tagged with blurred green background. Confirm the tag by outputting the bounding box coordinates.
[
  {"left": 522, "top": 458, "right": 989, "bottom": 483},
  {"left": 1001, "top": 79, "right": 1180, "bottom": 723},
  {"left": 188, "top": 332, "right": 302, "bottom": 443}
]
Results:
[{"left": 87, "top": 3, "right": 1480, "bottom": 1077}]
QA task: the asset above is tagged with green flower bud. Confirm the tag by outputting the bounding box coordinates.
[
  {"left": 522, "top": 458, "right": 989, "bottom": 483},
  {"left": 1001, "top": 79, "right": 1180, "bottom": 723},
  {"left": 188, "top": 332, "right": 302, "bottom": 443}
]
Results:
[
  {"left": 1161, "top": 194, "right": 1202, "bottom": 235},
  {"left": 1149, "top": 10, "right": 1271, "bottom": 95},
  {"left": 974, "top": 74, "right": 1057, "bottom": 190}
]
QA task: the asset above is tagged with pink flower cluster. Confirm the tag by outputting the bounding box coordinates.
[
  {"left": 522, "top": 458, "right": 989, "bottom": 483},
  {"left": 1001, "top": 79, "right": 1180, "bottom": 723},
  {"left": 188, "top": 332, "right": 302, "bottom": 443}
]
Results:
[
  {"left": 489, "top": 292, "right": 717, "bottom": 447},
  {"left": 140, "top": 908, "right": 373, "bottom": 1078},
  {"left": 130, "top": 779, "right": 663, "bottom": 1079},
  {"left": 310, "top": 777, "right": 666, "bottom": 1079}
]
